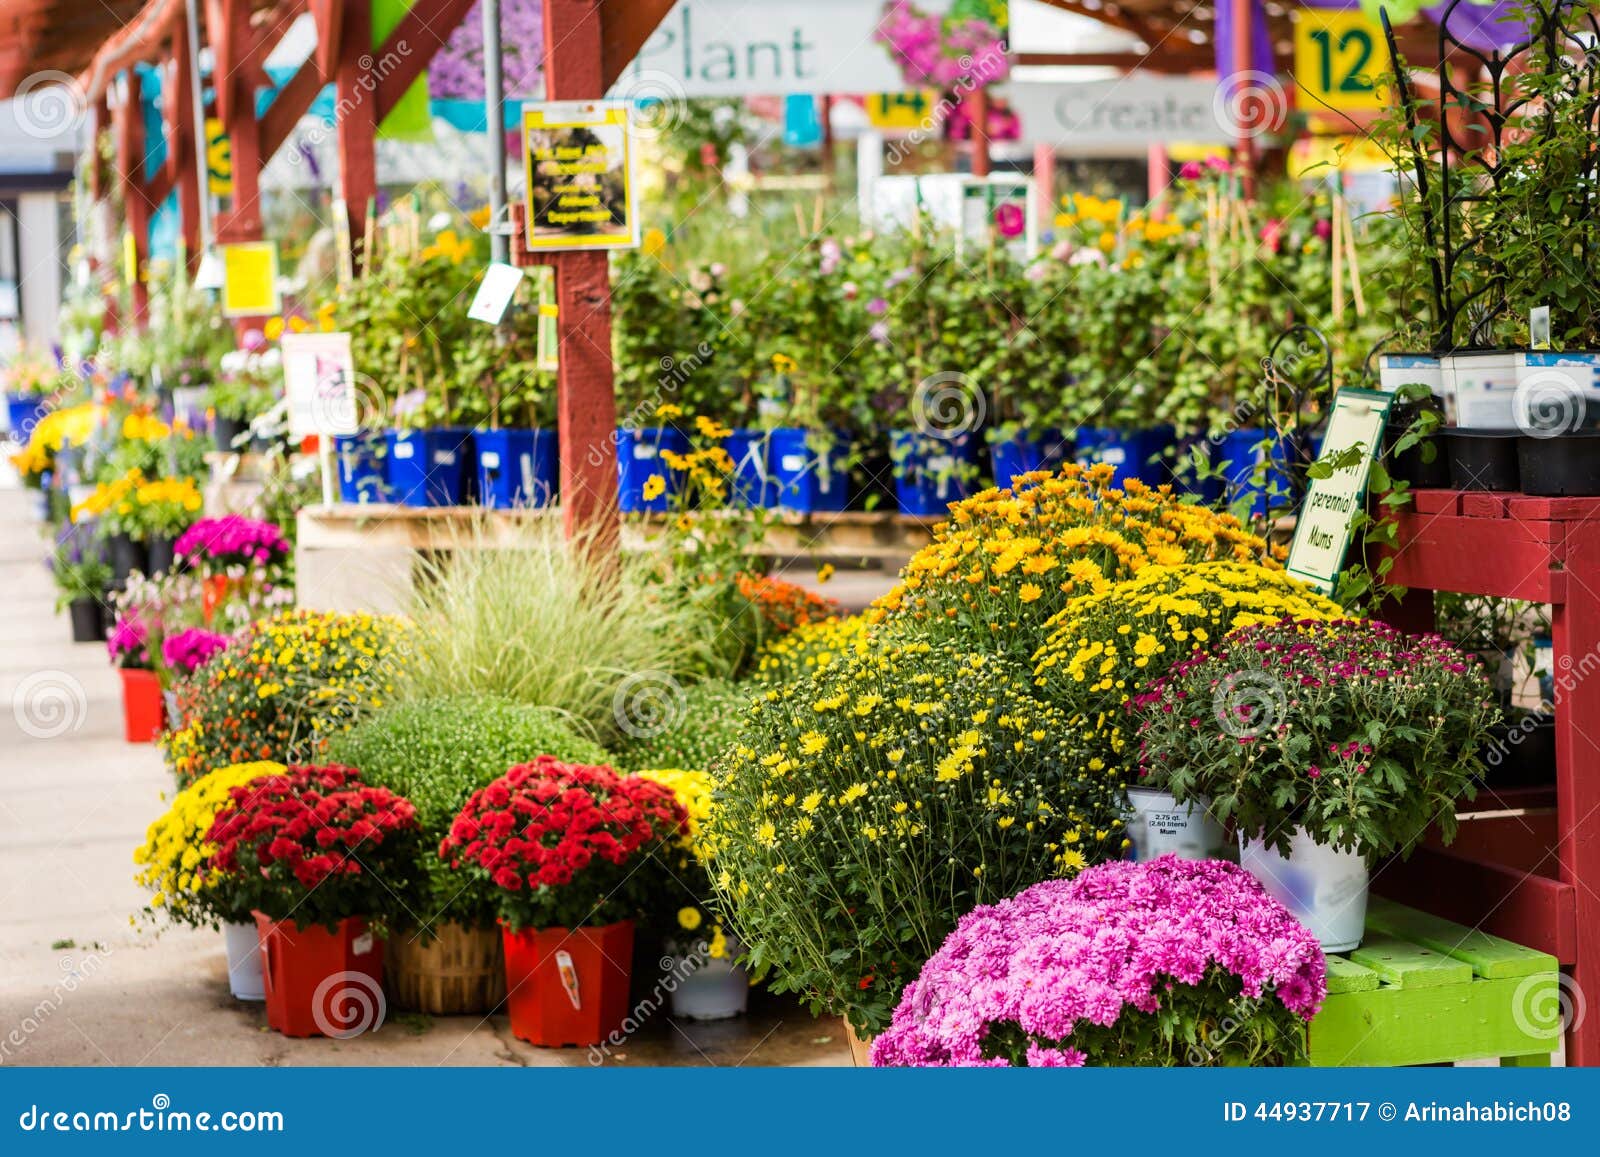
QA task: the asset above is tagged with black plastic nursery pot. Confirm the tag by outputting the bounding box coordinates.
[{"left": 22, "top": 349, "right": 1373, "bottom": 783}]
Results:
[
  {"left": 68, "top": 597, "right": 106, "bottom": 643},
  {"left": 213, "top": 415, "right": 249, "bottom": 452},
  {"left": 145, "top": 535, "right": 177, "bottom": 576},
  {"left": 109, "top": 533, "right": 148, "bottom": 582},
  {"left": 1482, "top": 716, "right": 1556, "bottom": 789},
  {"left": 1442, "top": 429, "right": 1521, "bottom": 492},
  {"left": 1518, "top": 432, "right": 1600, "bottom": 497},
  {"left": 1383, "top": 397, "right": 1451, "bottom": 489}
]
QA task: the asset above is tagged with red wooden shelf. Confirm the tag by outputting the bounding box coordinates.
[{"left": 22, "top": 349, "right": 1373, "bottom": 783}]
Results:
[{"left": 1376, "top": 488, "right": 1600, "bottom": 1065}]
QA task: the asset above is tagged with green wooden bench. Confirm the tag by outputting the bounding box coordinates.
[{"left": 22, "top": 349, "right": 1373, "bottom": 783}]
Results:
[{"left": 1307, "top": 898, "right": 1562, "bottom": 1066}]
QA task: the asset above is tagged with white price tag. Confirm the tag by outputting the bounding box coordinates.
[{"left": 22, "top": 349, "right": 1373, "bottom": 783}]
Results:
[{"left": 467, "top": 262, "right": 525, "bottom": 325}]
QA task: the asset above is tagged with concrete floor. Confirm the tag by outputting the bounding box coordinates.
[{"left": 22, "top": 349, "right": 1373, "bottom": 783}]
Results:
[{"left": 0, "top": 480, "right": 851, "bottom": 1067}]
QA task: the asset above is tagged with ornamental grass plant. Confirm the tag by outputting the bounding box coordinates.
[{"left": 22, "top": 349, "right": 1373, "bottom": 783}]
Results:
[
  {"left": 872, "top": 857, "right": 1326, "bottom": 1067},
  {"left": 1133, "top": 619, "right": 1498, "bottom": 860},
  {"left": 397, "top": 521, "right": 734, "bottom": 738},
  {"left": 710, "top": 643, "right": 1129, "bottom": 1035},
  {"left": 328, "top": 697, "right": 610, "bottom": 933},
  {"left": 873, "top": 464, "right": 1278, "bottom": 659}
]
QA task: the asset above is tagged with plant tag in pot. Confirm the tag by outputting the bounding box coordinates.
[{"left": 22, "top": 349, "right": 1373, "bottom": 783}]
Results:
[
  {"left": 480, "top": 451, "right": 501, "bottom": 469},
  {"left": 555, "top": 949, "right": 581, "bottom": 1010},
  {"left": 467, "top": 262, "right": 524, "bottom": 325},
  {"left": 353, "top": 932, "right": 374, "bottom": 956}
]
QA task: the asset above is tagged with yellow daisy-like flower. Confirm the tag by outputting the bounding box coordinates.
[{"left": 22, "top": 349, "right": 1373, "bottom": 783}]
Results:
[
  {"left": 641, "top": 474, "right": 666, "bottom": 501},
  {"left": 677, "top": 906, "right": 703, "bottom": 932}
]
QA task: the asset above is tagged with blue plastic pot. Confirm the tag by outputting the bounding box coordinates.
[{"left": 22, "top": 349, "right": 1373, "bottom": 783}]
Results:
[
  {"left": 989, "top": 428, "right": 1071, "bottom": 487},
  {"left": 617, "top": 426, "right": 691, "bottom": 513},
  {"left": 5, "top": 395, "right": 48, "bottom": 440},
  {"left": 724, "top": 429, "right": 778, "bottom": 508},
  {"left": 334, "top": 434, "right": 386, "bottom": 504},
  {"left": 891, "top": 430, "right": 979, "bottom": 516},
  {"left": 771, "top": 427, "right": 850, "bottom": 514},
  {"left": 475, "top": 428, "right": 557, "bottom": 509},
  {"left": 1212, "top": 430, "right": 1324, "bottom": 518},
  {"left": 385, "top": 428, "right": 473, "bottom": 507},
  {"left": 1073, "top": 425, "right": 1177, "bottom": 488}
]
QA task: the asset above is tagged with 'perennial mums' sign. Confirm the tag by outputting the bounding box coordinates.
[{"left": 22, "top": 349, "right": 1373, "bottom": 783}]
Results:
[{"left": 1286, "top": 387, "right": 1393, "bottom": 594}]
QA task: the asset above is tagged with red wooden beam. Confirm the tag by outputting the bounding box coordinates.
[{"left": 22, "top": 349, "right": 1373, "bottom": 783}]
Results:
[
  {"left": 335, "top": 0, "right": 377, "bottom": 271},
  {"left": 543, "top": 0, "right": 621, "bottom": 546},
  {"left": 599, "top": 0, "right": 676, "bottom": 90},
  {"left": 114, "top": 68, "right": 152, "bottom": 325},
  {"left": 166, "top": 17, "right": 201, "bottom": 269},
  {"left": 214, "top": 0, "right": 263, "bottom": 244},
  {"left": 372, "top": 0, "right": 479, "bottom": 127},
  {"left": 308, "top": 0, "right": 342, "bottom": 81},
  {"left": 260, "top": 50, "right": 326, "bottom": 160}
]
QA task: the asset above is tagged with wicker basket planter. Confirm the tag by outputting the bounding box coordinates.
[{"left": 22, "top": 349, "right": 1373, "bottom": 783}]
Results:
[{"left": 386, "top": 922, "right": 505, "bottom": 1015}]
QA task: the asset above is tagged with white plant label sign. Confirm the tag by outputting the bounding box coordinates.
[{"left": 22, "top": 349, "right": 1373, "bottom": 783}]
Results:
[{"left": 1285, "top": 387, "right": 1393, "bottom": 595}]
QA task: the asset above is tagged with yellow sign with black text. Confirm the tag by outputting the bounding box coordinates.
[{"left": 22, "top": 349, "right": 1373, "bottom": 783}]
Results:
[
  {"left": 1293, "top": 8, "right": 1388, "bottom": 113},
  {"left": 205, "top": 118, "right": 233, "bottom": 198},
  {"left": 865, "top": 91, "right": 940, "bottom": 132}
]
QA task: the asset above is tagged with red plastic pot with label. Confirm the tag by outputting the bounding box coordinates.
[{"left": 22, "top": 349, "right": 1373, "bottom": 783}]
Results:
[
  {"left": 501, "top": 921, "right": 634, "bottom": 1047},
  {"left": 254, "top": 914, "right": 386, "bottom": 1038}
]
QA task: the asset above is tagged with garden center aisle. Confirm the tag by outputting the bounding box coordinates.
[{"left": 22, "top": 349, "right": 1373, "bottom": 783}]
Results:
[{"left": 0, "top": 481, "right": 846, "bottom": 1067}]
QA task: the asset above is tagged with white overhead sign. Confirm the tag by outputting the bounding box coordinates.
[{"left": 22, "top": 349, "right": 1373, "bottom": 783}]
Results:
[
  {"left": 1009, "top": 74, "right": 1230, "bottom": 147},
  {"left": 616, "top": 0, "right": 952, "bottom": 97}
]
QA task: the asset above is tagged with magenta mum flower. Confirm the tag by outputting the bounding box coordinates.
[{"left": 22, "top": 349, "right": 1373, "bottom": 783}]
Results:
[{"left": 871, "top": 856, "right": 1326, "bottom": 1067}]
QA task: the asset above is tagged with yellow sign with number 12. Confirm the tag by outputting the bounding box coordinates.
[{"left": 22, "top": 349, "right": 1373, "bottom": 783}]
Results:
[{"left": 1293, "top": 8, "right": 1388, "bottom": 112}]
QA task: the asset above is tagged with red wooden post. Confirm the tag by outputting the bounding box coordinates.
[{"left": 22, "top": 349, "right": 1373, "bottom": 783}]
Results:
[
  {"left": 212, "top": 0, "right": 263, "bottom": 244},
  {"left": 335, "top": 0, "right": 378, "bottom": 269},
  {"left": 1551, "top": 520, "right": 1600, "bottom": 1066},
  {"left": 969, "top": 87, "right": 991, "bottom": 177},
  {"left": 167, "top": 16, "right": 201, "bottom": 272},
  {"left": 1032, "top": 141, "right": 1054, "bottom": 234},
  {"left": 542, "top": 0, "right": 620, "bottom": 547},
  {"left": 114, "top": 68, "right": 151, "bottom": 326},
  {"left": 1230, "top": 0, "right": 1256, "bottom": 199}
]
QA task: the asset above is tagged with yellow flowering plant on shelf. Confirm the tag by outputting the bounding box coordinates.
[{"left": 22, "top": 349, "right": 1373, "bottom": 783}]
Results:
[
  {"left": 634, "top": 768, "right": 734, "bottom": 960},
  {"left": 133, "top": 761, "right": 284, "bottom": 929},
  {"left": 873, "top": 463, "right": 1278, "bottom": 659},
  {"left": 709, "top": 643, "right": 1129, "bottom": 1036},
  {"left": 1031, "top": 560, "right": 1346, "bottom": 780}
]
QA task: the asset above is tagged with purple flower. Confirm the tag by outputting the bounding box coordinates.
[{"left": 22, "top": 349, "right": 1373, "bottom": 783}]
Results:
[
  {"left": 162, "top": 628, "right": 233, "bottom": 676},
  {"left": 870, "top": 857, "right": 1326, "bottom": 1067},
  {"left": 866, "top": 296, "right": 889, "bottom": 316}
]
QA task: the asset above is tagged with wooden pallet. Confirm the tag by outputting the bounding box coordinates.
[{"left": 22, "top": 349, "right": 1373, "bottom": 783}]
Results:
[{"left": 1307, "top": 898, "right": 1561, "bottom": 1067}]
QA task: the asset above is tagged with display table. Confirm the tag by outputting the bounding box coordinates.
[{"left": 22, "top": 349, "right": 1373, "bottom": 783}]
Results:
[
  {"left": 1374, "top": 488, "right": 1597, "bottom": 1065},
  {"left": 1309, "top": 899, "right": 1560, "bottom": 1066},
  {"left": 294, "top": 504, "right": 938, "bottom": 613}
]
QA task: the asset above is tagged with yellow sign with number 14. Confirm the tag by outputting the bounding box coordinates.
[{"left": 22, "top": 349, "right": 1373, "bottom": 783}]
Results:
[{"left": 1293, "top": 8, "right": 1389, "bottom": 112}]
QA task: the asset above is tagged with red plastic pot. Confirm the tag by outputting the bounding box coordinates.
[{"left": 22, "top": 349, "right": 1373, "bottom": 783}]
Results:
[
  {"left": 254, "top": 913, "right": 386, "bottom": 1038},
  {"left": 501, "top": 921, "right": 634, "bottom": 1047},
  {"left": 118, "top": 668, "right": 165, "bottom": 743}
]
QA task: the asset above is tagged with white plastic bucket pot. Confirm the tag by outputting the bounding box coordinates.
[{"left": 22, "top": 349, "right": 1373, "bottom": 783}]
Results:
[
  {"left": 1378, "top": 353, "right": 1443, "bottom": 396},
  {"left": 665, "top": 942, "right": 749, "bottom": 1021},
  {"left": 223, "top": 920, "right": 267, "bottom": 1001},
  {"left": 1240, "top": 829, "right": 1369, "bottom": 953},
  {"left": 1125, "top": 787, "right": 1229, "bottom": 862},
  {"left": 1514, "top": 351, "right": 1600, "bottom": 436},
  {"left": 1441, "top": 351, "right": 1519, "bottom": 428}
]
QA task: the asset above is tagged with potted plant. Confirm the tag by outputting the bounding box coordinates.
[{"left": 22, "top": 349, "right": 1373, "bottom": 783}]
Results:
[
  {"left": 210, "top": 341, "right": 282, "bottom": 452},
  {"left": 439, "top": 757, "right": 685, "bottom": 1047},
  {"left": 162, "top": 610, "right": 408, "bottom": 786},
  {"left": 327, "top": 697, "right": 610, "bottom": 1015},
  {"left": 107, "top": 608, "right": 163, "bottom": 743},
  {"left": 2, "top": 346, "right": 58, "bottom": 439},
  {"left": 50, "top": 526, "right": 111, "bottom": 643},
  {"left": 172, "top": 514, "right": 291, "bottom": 620},
  {"left": 634, "top": 767, "right": 750, "bottom": 1020},
  {"left": 134, "top": 760, "right": 287, "bottom": 1000},
  {"left": 709, "top": 644, "right": 1130, "bottom": 1042},
  {"left": 126, "top": 475, "right": 203, "bottom": 575},
  {"left": 872, "top": 858, "right": 1326, "bottom": 1066},
  {"left": 159, "top": 627, "right": 231, "bottom": 724},
  {"left": 1133, "top": 618, "right": 1498, "bottom": 951},
  {"left": 205, "top": 763, "right": 423, "bottom": 1036}
]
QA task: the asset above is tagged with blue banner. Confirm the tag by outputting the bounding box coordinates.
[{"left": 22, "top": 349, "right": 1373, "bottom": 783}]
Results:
[{"left": 2, "top": 1067, "right": 1594, "bottom": 1152}]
